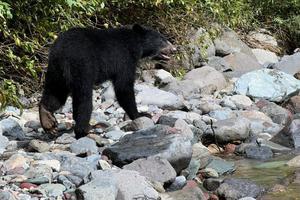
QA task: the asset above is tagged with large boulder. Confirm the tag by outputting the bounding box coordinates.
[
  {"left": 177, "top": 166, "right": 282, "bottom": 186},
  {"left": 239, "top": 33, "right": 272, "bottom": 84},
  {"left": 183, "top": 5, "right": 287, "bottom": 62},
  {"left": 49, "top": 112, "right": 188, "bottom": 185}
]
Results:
[
  {"left": 183, "top": 66, "right": 227, "bottom": 93},
  {"left": 252, "top": 48, "right": 278, "bottom": 65},
  {"left": 234, "top": 69, "right": 300, "bottom": 102},
  {"left": 223, "top": 52, "right": 261, "bottom": 77},
  {"left": 102, "top": 125, "right": 192, "bottom": 173}
]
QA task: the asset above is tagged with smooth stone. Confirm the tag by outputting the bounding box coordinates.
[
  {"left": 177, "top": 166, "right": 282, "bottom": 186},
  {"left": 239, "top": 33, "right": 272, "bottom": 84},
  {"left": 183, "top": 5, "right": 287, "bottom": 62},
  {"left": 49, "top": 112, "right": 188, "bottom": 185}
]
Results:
[
  {"left": 55, "top": 133, "right": 76, "bottom": 144},
  {"left": 29, "top": 140, "right": 50, "bottom": 153},
  {"left": 245, "top": 145, "right": 273, "bottom": 160},
  {"left": 104, "top": 130, "right": 126, "bottom": 141},
  {"left": 3, "top": 154, "right": 29, "bottom": 175},
  {"left": 167, "top": 176, "right": 187, "bottom": 191},
  {"left": 203, "top": 178, "right": 222, "bottom": 191},
  {"left": 287, "top": 155, "right": 300, "bottom": 167},
  {"left": 122, "top": 117, "right": 154, "bottom": 132},
  {"left": 70, "top": 137, "right": 98, "bottom": 155},
  {"left": 252, "top": 48, "right": 278, "bottom": 65},
  {"left": 273, "top": 52, "right": 300, "bottom": 75},
  {"left": 123, "top": 156, "right": 176, "bottom": 184}
]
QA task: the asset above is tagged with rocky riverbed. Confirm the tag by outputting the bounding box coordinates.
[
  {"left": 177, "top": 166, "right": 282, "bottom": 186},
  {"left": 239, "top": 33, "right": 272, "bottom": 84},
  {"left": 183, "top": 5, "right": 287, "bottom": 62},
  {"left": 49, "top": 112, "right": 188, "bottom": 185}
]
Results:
[{"left": 0, "top": 28, "right": 300, "bottom": 200}]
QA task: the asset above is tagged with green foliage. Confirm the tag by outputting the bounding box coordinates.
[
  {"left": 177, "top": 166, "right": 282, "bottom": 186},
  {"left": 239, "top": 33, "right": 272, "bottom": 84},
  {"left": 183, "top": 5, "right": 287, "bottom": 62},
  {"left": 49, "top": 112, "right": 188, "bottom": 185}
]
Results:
[
  {"left": 0, "top": 79, "right": 22, "bottom": 110},
  {"left": 0, "top": 0, "right": 299, "bottom": 108}
]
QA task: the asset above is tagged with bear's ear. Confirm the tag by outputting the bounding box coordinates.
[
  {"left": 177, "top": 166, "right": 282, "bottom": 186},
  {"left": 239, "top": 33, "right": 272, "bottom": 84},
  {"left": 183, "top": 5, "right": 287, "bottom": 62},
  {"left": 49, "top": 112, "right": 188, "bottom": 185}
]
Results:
[{"left": 133, "top": 24, "right": 146, "bottom": 34}]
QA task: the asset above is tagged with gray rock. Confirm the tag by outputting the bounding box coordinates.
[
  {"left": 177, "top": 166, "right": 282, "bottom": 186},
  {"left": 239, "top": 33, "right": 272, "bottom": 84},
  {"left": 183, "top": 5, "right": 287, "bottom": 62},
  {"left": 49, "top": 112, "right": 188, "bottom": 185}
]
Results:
[
  {"left": 123, "top": 156, "right": 176, "bottom": 184},
  {"left": 229, "top": 95, "right": 253, "bottom": 110},
  {"left": 223, "top": 52, "right": 261, "bottom": 77},
  {"left": 174, "top": 119, "right": 194, "bottom": 140},
  {"left": 136, "top": 84, "right": 184, "bottom": 109},
  {"left": 24, "top": 120, "right": 41, "bottom": 130},
  {"left": 25, "top": 164, "right": 53, "bottom": 184},
  {"left": 70, "top": 137, "right": 98, "bottom": 155},
  {"left": 0, "top": 191, "right": 16, "bottom": 200},
  {"left": 215, "top": 29, "right": 256, "bottom": 58},
  {"left": 154, "top": 69, "right": 176, "bottom": 85},
  {"left": 38, "top": 183, "right": 66, "bottom": 197},
  {"left": 104, "top": 130, "right": 126, "bottom": 141},
  {"left": 55, "top": 133, "right": 76, "bottom": 144},
  {"left": 246, "top": 30, "right": 279, "bottom": 52},
  {"left": 252, "top": 48, "right": 278, "bottom": 65},
  {"left": 216, "top": 178, "right": 264, "bottom": 200},
  {"left": 103, "top": 125, "right": 192, "bottom": 173},
  {"left": 0, "top": 118, "right": 25, "bottom": 140},
  {"left": 165, "top": 111, "right": 202, "bottom": 124},
  {"left": 257, "top": 138, "right": 291, "bottom": 152},
  {"left": 212, "top": 117, "right": 251, "bottom": 143},
  {"left": 273, "top": 52, "right": 300, "bottom": 75},
  {"left": 183, "top": 66, "right": 227, "bottom": 92},
  {"left": 234, "top": 69, "right": 300, "bottom": 102},
  {"left": 77, "top": 175, "right": 117, "bottom": 200},
  {"left": 207, "top": 56, "right": 232, "bottom": 72},
  {"left": 209, "top": 108, "right": 238, "bottom": 121},
  {"left": 257, "top": 100, "right": 291, "bottom": 126},
  {"left": 162, "top": 80, "right": 201, "bottom": 99},
  {"left": 185, "top": 159, "right": 201, "bottom": 180},
  {"left": 161, "top": 187, "right": 206, "bottom": 200},
  {"left": 122, "top": 117, "right": 154, "bottom": 132},
  {"left": 287, "top": 155, "right": 300, "bottom": 167},
  {"left": 88, "top": 169, "right": 160, "bottom": 200},
  {"left": 0, "top": 135, "right": 9, "bottom": 154},
  {"left": 206, "top": 158, "right": 235, "bottom": 175},
  {"left": 157, "top": 116, "right": 178, "bottom": 127},
  {"left": 29, "top": 140, "right": 50, "bottom": 153},
  {"left": 245, "top": 145, "right": 273, "bottom": 160},
  {"left": 57, "top": 175, "right": 76, "bottom": 190}
]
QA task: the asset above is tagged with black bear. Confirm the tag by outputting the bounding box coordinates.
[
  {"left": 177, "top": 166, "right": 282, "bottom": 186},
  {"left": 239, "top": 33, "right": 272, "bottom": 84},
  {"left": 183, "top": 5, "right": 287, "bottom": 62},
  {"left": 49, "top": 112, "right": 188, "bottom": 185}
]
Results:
[{"left": 39, "top": 24, "right": 176, "bottom": 139}]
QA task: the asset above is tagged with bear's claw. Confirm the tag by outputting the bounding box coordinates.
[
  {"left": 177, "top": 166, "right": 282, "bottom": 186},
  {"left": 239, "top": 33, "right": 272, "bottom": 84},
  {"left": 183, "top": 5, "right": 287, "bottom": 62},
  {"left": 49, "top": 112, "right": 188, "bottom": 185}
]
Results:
[{"left": 39, "top": 104, "right": 58, "bottom": 135}]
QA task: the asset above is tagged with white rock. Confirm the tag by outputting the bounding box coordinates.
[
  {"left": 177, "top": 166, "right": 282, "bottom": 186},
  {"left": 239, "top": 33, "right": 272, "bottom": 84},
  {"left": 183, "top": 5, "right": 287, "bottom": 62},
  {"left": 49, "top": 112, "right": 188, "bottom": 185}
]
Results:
[{"left": 252, "top": 48, "right": 278, "bottom": 65}]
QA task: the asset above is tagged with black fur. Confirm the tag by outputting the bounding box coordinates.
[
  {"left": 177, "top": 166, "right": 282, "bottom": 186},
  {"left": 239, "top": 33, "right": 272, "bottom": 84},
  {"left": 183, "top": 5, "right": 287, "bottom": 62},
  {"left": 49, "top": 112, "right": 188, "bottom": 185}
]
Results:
[{"left": 39, "top": 24, "right": 175, "bottom": 139}]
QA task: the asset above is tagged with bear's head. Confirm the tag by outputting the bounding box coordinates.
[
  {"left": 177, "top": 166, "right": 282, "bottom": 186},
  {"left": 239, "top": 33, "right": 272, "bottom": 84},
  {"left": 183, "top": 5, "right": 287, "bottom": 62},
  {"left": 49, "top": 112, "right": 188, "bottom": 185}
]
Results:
[{"left": 133, "top": 24, "right": 177, "bottom": 61}]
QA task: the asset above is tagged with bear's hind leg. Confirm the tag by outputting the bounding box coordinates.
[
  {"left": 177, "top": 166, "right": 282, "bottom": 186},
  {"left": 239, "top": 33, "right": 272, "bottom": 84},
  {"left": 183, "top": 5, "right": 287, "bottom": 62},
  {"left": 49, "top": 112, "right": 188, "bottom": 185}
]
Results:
[{"left": 72, "top": 84, "right": 93, "bottom": 139}]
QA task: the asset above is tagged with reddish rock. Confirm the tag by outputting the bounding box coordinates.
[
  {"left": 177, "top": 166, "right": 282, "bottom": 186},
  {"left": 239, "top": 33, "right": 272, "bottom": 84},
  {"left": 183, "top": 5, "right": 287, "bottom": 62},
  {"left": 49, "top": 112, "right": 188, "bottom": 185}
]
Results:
[
  {"left": 183, "top": 180, "right": 198, "bottom": 189},
  {"left": 209, "top": 194, "right": 219, "bottom": 200},
  {"left": 20, "top": 182, "right": 38, "bottom": 189},
  {"left": 224, "top": 143, "right": 236, "bottom": 154},
  {"left": 288, "top": 95, "right": 300, "bottom": 113}
]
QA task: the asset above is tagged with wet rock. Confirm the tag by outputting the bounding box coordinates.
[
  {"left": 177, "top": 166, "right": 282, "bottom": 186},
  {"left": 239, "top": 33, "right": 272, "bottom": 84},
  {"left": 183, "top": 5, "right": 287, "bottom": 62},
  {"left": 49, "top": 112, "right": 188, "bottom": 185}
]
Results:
[
  {"left": 205, "top": 158, "right": 235, "bottom": 175},
  {"left": 39, "top": 183, "right": 66, "bottom": 197},
  {"left": 183, "top": 66, "right": 227, "bottom": 92},
  {"left": 234, "top": 69, "right": 300, "bottom": 102},
  {"left": 257, "top": 139, "right": 291, "bottom": 153},
  {"left": 122, "top": 117, "right": 154, "bottom": 132},
  {"left": 123, "top": 156, "right": 176, "bottom": 184},
  {"left": 0, "top": 118, "right": 25, "bottom": 140},
  {"left": 104, "top": 130, "right": 126, "bottom": 141},
  {"left": 212, "top": 117, "right": 251, "bottom": 143},
  {"left": 0, "top": 135, "right": 9, "bottom": 154},
  {"left": 70, "top": 137, "right": 98, "bottom": 155},
  {"left": 87, "top": 169, "right": 160, "bottom": 200},
  {"left": 102, "top": 125, "right": 192, "bottom": 173},
  {"left": 214, "top": 28, "right": 256, "bottom": 58},
  {"left": 203, "top": 178, "right": 222, "bottom": 191},
  {"left": 167, "top": 176, "right": 187, "bottom": 191},
  {"left": 216, "top": 178, "right": 264, "bottom": 200},
  {"left": 245, "top": 145, "right": 273, "bottom": 160},
  {"left": 273, "top": 52, "right": 300, "bottom": 75},
  {"left": 136, "top": 84, "right": 184, "bottom": 109},
  {"left": 161, "top": 187, "right": 206, "bottom": 200},
  {"left": 223, "top": 52, "right": 261, "bottom": 77},
  {"left": 252, "top": 48, "right": 278, "bottom": 65},
  {"left": 29, "top": 140, "right": 50, "bottom": 153}
]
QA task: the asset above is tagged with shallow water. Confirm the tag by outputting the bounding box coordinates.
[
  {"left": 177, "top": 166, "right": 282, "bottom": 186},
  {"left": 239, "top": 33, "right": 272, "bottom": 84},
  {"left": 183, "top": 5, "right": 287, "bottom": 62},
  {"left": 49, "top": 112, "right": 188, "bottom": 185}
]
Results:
[{"left": 230, "top": 155, "right": 300, "bottom": 199}]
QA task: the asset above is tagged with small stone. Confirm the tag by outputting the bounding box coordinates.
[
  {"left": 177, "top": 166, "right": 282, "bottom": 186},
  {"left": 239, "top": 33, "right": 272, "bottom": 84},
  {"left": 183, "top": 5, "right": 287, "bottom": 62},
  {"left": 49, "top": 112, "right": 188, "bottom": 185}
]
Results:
[
  {"left": 3, "top": 154, "right": 29, "bottom": 175},
  {"left": 29, "top": 140, "right": 50, "bottom": 153},
  {"left": 70, "top": 137, "right": 98, "bottom": 155},
  {"left": 36, "top": 160, "right": 61, "bottom": 172},
  {"left": 203, "top": 178, "right": 222, "bottom": 191},
  {"left": 20, "top": 182, "right": 38, "bottom": 189},
  {"left": 98, "top": 159, "right": 111, "bottom": 170},
  {"left": 200, "top": 168, "right": 219, "bottom": 178},
  {"left": 56, "top": 133, "right": 76, "bottom": 144},
  {"left": 174, "top": 119, "right": 194, "bottom": 140},
  {"left": 167, "top": 176, "right": 187, "bottom": 191}
]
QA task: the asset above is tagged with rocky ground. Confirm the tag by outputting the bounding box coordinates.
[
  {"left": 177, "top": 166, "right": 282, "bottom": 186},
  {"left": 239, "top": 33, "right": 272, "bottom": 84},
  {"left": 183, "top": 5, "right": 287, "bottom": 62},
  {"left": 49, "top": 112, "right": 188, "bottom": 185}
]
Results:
[{"left": 0, "top": 28, "right": 300, "bottom": 200}]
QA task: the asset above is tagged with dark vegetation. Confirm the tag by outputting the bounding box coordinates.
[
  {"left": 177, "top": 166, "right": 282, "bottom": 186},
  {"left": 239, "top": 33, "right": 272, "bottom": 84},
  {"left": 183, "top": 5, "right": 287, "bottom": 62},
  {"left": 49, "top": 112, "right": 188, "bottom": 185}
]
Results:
[{"left": 0, "top": 0, "right": 299, "bottom": 109}]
